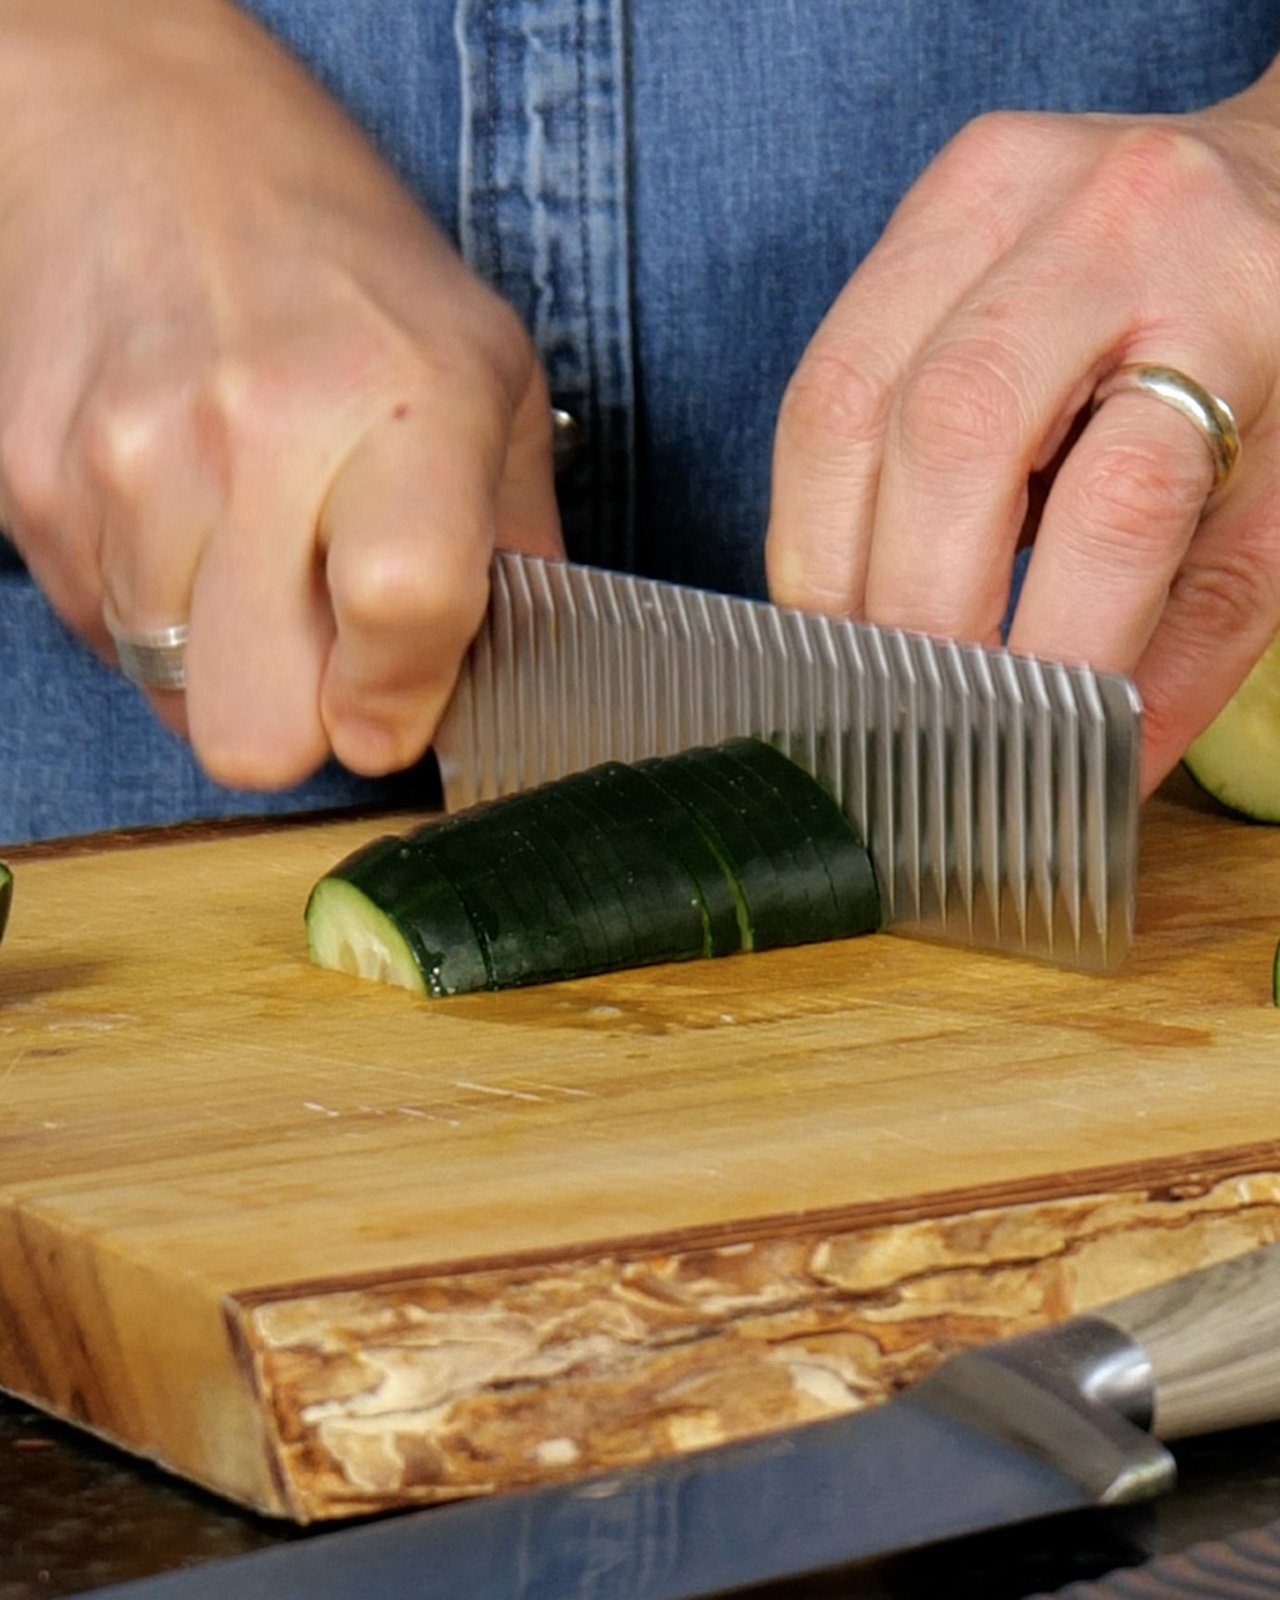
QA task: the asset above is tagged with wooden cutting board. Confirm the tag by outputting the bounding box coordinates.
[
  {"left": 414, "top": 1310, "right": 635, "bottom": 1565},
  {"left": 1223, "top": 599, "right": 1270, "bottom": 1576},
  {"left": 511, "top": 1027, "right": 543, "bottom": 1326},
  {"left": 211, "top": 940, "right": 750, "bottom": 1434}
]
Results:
[{"left": 3, "top": 774, "right": 1280, "bottom": 1523}]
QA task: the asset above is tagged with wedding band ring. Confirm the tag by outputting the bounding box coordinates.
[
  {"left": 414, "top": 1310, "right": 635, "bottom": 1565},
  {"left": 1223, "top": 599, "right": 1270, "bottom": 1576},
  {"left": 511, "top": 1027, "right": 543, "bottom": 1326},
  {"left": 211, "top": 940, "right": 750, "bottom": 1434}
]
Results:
[
  {"left": 1092, "top": 363, "right": 1241, "bottom": 492},
  {"left": 104, "top": 611, "right": 189, "bottom": 691}
]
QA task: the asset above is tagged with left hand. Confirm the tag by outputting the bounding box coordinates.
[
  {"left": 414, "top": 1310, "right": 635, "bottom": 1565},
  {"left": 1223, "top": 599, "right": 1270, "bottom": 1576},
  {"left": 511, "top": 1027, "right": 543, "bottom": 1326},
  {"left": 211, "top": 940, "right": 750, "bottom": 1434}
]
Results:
[{"left": 766, "top": 61, "right": 1280, "bottom": 796}]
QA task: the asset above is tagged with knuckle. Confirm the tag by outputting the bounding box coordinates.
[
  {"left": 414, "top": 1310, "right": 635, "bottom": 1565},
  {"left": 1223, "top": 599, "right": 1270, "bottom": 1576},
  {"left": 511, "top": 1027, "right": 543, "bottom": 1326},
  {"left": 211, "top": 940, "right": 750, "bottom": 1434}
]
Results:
[
  {"left": 1073, "top": 438, "right": 1209, "bottom": 548},
  {"left": 897, "top": 343, "right": 1023, "bottom": 466},
  {"left": 77, "top": 381, "right": 189, "bottom": 498},
  {"left": 778, "top": 347, "right": 892, "bottom": 455},
  {"left": 331, "top": 546, "right": 487, "bottom": 641},
  {"left": 944, "top": 109, "right": 1053, "bottom": 174},
  {"left": 1077, "top": 124, "right": 1225, "bottom": 232},
  {"left": 1168, "top": 543, "right": 1280, "bottom": 643}
]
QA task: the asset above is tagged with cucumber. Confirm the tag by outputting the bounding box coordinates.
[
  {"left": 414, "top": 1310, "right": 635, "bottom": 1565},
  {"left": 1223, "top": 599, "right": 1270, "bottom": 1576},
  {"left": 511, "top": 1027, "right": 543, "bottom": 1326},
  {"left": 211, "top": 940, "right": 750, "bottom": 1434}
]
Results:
[
  {"left": 720, "top": 739, "right": 881, "bottom": 938},
  {"left": 306, "top": 740, "right": 882, "bottom": 995},
  {"left": 637, "top": 750, "right": 799, "bottom": 950},
  {"left": 1184, "top": 632, "right": 1280, "bottom": 821},
  {"left": 0, "top": 863, "right": 10, "bottom": 948},
  {"left": 558, "top": 764, "right": 739, "bottom": 959}
]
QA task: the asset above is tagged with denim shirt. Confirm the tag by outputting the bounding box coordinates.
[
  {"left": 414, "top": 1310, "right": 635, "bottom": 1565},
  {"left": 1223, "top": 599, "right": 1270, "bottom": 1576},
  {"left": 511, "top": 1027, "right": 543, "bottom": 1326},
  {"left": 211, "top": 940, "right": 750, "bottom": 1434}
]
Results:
[{"left": 2, "top": 0, "right": 1278, "bottom": 838}]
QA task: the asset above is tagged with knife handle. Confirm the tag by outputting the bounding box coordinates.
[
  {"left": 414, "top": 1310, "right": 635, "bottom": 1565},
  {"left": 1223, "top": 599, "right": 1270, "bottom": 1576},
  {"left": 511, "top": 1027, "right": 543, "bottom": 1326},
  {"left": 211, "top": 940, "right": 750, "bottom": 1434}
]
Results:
[{"left": 1098, "top": 1241, "right": 1280, "bottom": 1440}]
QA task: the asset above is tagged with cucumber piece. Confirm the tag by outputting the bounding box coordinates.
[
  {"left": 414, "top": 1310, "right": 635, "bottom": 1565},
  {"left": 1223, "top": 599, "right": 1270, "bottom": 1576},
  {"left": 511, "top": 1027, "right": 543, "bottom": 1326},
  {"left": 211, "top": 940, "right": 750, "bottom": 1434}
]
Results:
[
  {"left": 305, "top": 834, "right": 487, "bottom": 996},
  {"left": 720, "top": 739, "right": 881, "bottom": 937},
  {"left": 1184, "top": 632, "right": 1280, "bottom": 821},
  {"left": 568, "top": 763, "right": 741, "bottom": 958},
  {"left": 553, "top": 766, "right": 717, "bottom": 965},
  {"left": 407, "top": 811, "right": 593, "bottom": 990},
  {"left": 686, "top": 743, "right": 840, "bottom": 943},
  {"left": 638, "top": 750, "right": 800, "bottom": 950},
  {"left": 305, "top": 740, "right": 882, "bottom": 997},
  {"left": 0, "top": 862, "right": 11, "bottom": 948}
]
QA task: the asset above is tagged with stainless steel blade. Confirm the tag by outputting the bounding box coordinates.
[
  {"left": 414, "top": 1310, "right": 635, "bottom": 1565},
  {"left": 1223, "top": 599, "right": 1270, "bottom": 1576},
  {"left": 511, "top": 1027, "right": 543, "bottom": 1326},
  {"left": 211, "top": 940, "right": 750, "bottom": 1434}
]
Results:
[
  {"left": 434, "top": 552, "right": 1142, "bottom": 969},
  {"left": 85, "top": 1377, "right": 1165, "bottom": 1600}
]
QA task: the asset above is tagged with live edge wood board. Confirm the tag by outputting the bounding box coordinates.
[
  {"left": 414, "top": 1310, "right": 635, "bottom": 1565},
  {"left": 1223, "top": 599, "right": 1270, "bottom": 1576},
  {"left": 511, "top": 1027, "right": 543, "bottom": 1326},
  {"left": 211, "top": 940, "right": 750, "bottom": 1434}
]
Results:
[{"left": 2, "top": 774, "right": 1280, "bottom": 1522}]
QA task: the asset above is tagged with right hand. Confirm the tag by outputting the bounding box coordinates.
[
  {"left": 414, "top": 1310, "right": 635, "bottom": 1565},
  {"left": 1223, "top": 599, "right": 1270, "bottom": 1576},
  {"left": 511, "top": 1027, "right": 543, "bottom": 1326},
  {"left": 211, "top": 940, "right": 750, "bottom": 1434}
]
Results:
[{"left": 0, "top": 0, "right": 562, "bottom": 788}]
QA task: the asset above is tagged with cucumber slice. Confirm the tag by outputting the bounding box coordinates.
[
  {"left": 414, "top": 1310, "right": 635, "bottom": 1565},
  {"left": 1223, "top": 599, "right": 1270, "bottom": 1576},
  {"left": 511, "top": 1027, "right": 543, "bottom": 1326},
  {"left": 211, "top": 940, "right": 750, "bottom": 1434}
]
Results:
[
  {"left": 570, "top": 763, "right": 741, "bottom": 958},
  {"left": 410, "top": 814, "right": 593, "bottom": 990},
  {"left": 1184, "top": 632, "right": 1280, "bottom": 821},
  {"left": 305, "top": 835, "right": 487, "bottom": 996},
  {"left": 688, "top": 744, "right": 839, "bottom": 943},
  {"left": 553, "top": 767, "right": 716, "bottom": 965},
  {"left": 638, "top": 750, "right": 801, "bottom": 950},
  {"left": 0, "top": 863, "right": 11, "bottom": 948},
  {"left": 720, "top": 740, "right": 881, "bottom": 937}
]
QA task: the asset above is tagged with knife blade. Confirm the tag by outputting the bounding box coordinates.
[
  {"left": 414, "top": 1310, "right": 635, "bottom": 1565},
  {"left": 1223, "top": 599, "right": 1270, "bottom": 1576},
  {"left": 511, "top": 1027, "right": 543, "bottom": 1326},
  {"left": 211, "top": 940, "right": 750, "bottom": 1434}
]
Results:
[
  {"left": 432, "top": 552, "right": 1142, "bottom": 969},
  {"left": 88, "top": 1242, "right": 1280, "bottom": 1600}
]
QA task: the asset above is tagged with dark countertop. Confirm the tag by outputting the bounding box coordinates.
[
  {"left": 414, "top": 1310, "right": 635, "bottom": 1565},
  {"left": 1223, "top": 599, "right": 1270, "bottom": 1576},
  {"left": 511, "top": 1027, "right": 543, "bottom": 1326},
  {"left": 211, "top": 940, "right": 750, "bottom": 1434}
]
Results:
[{"left": 5, "top": 1392, "right": 1280, "bottom": 1600}]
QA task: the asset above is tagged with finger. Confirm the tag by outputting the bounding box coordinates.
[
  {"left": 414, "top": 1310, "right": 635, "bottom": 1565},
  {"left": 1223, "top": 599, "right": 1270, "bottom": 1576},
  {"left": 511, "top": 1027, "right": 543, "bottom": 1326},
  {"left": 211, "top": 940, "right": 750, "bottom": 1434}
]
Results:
[
  {"left": 861, "top": 236, "right": 1132, "bottom": 648},
  {"left": 1006, "top": 371, "right": 1234, "bottom": 673},
  {"left": 1128, "top": 454, "right": 1280, "bottom": 796},
  {"left": 766, "top": 110, "right": 1080, "bottom": 616},
  {"left": 183, "top": 480, "right": 332, "bottom": 788},
  {"left": 72, "top": 365, "right": 225, "bottom": 737},
  {"left": 766, "top": 157, "right": 1032, "bottom": 614},
  {"left": 493, "top": 364, "right": 563, "bottom": 558},
  {"left": 318, "top": 394, "right": 518, "bottom": 777}
]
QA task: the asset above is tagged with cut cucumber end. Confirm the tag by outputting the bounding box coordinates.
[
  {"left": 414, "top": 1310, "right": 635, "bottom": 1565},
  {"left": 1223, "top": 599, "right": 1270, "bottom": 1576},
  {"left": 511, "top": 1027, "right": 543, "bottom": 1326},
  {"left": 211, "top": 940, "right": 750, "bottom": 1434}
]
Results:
[
  {"left": 1184, "top": 633, "right": 1280, "bottom": 822},
  {"left": 305, "top": 877, "right": 427, "bottom": 995}
]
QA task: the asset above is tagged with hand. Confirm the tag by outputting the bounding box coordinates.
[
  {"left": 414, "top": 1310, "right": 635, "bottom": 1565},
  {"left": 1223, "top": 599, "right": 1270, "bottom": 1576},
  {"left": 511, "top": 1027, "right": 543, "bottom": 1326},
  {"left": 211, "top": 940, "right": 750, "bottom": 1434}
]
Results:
[
  {"left": 766, "top": 60, "right": 1280, "bottom": 796},
  {"left": 0, "top": 0, "right": 561, "bottom": 788}
]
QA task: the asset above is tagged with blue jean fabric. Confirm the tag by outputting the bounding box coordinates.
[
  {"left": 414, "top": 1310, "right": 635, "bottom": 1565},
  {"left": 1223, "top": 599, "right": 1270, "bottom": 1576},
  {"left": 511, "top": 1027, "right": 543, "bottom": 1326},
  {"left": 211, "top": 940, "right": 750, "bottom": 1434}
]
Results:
[{"left": 2, "top": 0, "right": 1277, "bottom": 842}]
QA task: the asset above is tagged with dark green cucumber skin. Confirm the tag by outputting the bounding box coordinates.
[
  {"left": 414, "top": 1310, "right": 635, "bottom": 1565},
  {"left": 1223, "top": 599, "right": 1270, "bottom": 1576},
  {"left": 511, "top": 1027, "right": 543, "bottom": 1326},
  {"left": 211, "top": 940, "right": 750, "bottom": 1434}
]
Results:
[
  {"left": 637, "top": 753, "right": 793, "bottom": 950},
  {"left": 556, "top": 765, "right": 736, "bottom": 960},
  {"left": 635, "top": 738, "right": 882, "bottom": 951},
  {"left": 310, "top": 739, "right": 882, "bottom": 996},
  {"left": 0, "top": 865, "right": 11, "bottom": 949},
  {"left": 718, "top": 739, "right": 881, "bottom": 938},
  {"left": 448, "top": 768, "right": 709, "bottom": 975}
]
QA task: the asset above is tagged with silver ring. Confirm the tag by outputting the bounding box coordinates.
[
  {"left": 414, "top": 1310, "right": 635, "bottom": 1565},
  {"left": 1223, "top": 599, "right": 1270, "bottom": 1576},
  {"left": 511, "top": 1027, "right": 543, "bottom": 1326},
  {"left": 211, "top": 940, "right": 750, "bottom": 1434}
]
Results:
[
  {"left": 104, "top": 609, "right": 188, "bottom": 691},
  {"left": 1092, "top": 363, "right": 1241, "bottom": 492}
]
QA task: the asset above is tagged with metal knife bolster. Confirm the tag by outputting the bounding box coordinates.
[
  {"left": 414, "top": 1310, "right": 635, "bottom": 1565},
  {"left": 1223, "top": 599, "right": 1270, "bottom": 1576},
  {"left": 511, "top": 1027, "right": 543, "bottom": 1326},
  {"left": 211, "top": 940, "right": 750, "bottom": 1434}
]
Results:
[
  {"left": 433, "top": 552, "right": 1142, "bottom": 969},
  {"left": 913, "top": 1315, "right": 1172, "bottom": 1510}
]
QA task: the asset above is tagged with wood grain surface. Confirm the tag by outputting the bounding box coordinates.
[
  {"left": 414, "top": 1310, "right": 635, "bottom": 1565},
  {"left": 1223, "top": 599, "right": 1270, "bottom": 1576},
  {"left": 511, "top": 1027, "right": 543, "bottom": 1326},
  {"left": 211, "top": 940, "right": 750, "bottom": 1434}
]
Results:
[{"left": 2, "top": 773, "right": 1279, "bottom": 1521}]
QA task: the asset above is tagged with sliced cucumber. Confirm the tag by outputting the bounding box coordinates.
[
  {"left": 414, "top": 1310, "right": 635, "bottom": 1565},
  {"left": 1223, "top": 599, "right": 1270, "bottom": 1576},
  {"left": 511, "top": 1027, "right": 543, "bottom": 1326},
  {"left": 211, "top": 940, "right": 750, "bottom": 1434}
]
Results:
[
  {"left": 641, "top": 751, "right": 799, "bottom": 950},
  {"left": 1184, "top": 632, "right": 1280, "bottom": 821},
  {"left": 306, "top": 740, "right": 882, "bottom": 995},
  {"left": 721, "top": 739, "right": 881, "bottom": 938},
  {"left": 561, "top": 763, "right": 740, "bottom": 959},
  {"left": 0, "top": 863, "right": 11, "bottom": 949}
]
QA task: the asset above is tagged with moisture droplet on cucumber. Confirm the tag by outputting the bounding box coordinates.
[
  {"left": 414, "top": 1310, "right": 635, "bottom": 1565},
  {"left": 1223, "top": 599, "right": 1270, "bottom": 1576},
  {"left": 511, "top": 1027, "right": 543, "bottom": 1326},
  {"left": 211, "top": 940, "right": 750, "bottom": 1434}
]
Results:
[{"left": 305, "top": 739, "right": 882, "bottom": 996}]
